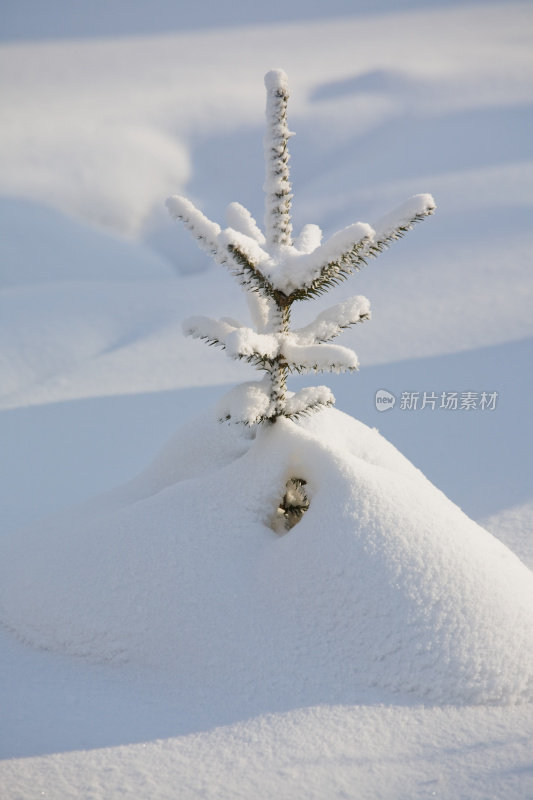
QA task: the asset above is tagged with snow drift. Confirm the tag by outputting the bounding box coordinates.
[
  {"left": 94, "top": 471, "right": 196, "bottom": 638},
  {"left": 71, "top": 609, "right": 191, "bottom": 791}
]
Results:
[{"left": 1, "top": 403, "right": 532, "bottom": 708}]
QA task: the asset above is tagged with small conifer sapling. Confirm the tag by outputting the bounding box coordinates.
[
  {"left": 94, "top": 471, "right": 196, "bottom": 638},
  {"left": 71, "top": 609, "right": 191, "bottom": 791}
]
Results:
[{"left": 167, "top": 69, "right": 435, "bottom": 432}]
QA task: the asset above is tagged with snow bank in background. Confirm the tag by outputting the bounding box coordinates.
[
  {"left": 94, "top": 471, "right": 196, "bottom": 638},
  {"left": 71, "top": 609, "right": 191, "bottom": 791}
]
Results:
[
  {"left": 482, "top": 500, "right": 533, "bottom": 571},
  {"left": 0, "top": 197, "right": 173, "bottom": 287},
  {"left": 1, "top": 405, "right": 532, "bottom": 708},
  {"left": 1, "top": 4, "right": 531, "bottom": 239}
]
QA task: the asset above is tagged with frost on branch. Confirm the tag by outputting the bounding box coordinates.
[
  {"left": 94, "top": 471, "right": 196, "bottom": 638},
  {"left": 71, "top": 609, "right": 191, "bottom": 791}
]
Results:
[
  {"left": 368, "top": 194, "right": 436, "bottom": 256},
  {"left": 295, "top": 296, "right": 371, "bottom": 344},
  {"left": 216, "top": 379, "right": 271, "bottom": 426},
  {"left": 282, "top": 340, "right": 359, "bottom": 374},
  {"left": 284, "top": 386, "right": 335, "bottom": 419},
  {"left": 166, "top": 196, "right": 222, "bottom": 260},
  {"left": 183, "top": 316, "right": 279, "bottom": 366},
  {"left": 264, "top": 69, "right": 293, "bottom": 249},
  {"left": 167, "top": 70, "right": 435, "bottom": 427},
  {"left": 266, "top": 221, "right": 375, "bottom": 296}
]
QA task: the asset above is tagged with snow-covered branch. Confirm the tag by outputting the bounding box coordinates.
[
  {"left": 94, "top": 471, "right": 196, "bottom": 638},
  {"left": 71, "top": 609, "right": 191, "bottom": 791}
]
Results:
[
  {"left": 216, "top": 381, "right": 334, "bottom": 425},
  {"left": 294, "top": 224, "right": 323, "bottom": 254},
  {"left": 245, "top": 291, "right": 274, "bottom": 334},
  {"left": 166, "top": 197, "right": 276, "bottom": 298},
  {"left": 166, "top": 196, "right": 223, "bottom": 260},
  {"left": 216, "top": 380, "right": 272, "bottom": 425},
  {"left": 281, "top": 339, "right": 359, "bottom": 373},
  {"left": 218, "top": 228, "right": 272, "bottom": 272},
  {"left": 184, "top": 312, "right": 361, "bottom": 375},
  {"left": 226, "top": 202, "right": 266, "bottom": 245},
  {"left": 264, "top": 69, "right": 293, "bottom": 250},
  {"left": 215, "top": 226, "right": 277, "bottom": 299},
  {"left": 183, "top": 315, "right": 279, "bottom": 365},
  {"left": 284, "top": 386, "right": 335, "bottom": 419},
  {"left": 295, "top": 296, "right": 371, "bottom": 344},
  {"left": 263, "top": 221, "right": 374, "bottom": 298},
  {"left": 225, "top": 244, "right": 278, "bottom": 299},
  {"left": 367, "top": 194, "right": 436, "bottom": 256}
]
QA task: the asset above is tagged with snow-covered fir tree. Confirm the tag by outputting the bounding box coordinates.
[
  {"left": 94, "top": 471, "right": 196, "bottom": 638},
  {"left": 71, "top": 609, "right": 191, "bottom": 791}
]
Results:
[{"left": 167, "top": 69, "right": 435, "bottom": 428}]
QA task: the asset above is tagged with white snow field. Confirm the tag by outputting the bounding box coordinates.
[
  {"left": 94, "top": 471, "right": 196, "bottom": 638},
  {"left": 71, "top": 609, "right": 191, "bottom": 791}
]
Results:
[{"left": 1, "top": 1, "right": 533, "bottom": 798}]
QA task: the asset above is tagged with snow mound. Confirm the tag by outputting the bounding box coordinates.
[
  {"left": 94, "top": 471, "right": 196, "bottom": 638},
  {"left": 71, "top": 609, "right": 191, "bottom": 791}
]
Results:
[{"left": 1, "top": 405, "right": 532, "bottom": 708}]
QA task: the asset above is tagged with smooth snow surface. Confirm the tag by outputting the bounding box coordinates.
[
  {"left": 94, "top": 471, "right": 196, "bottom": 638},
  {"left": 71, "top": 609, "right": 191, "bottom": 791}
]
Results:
[{"left": 2, "top": 406, "right": 531, "bottom": 710}]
